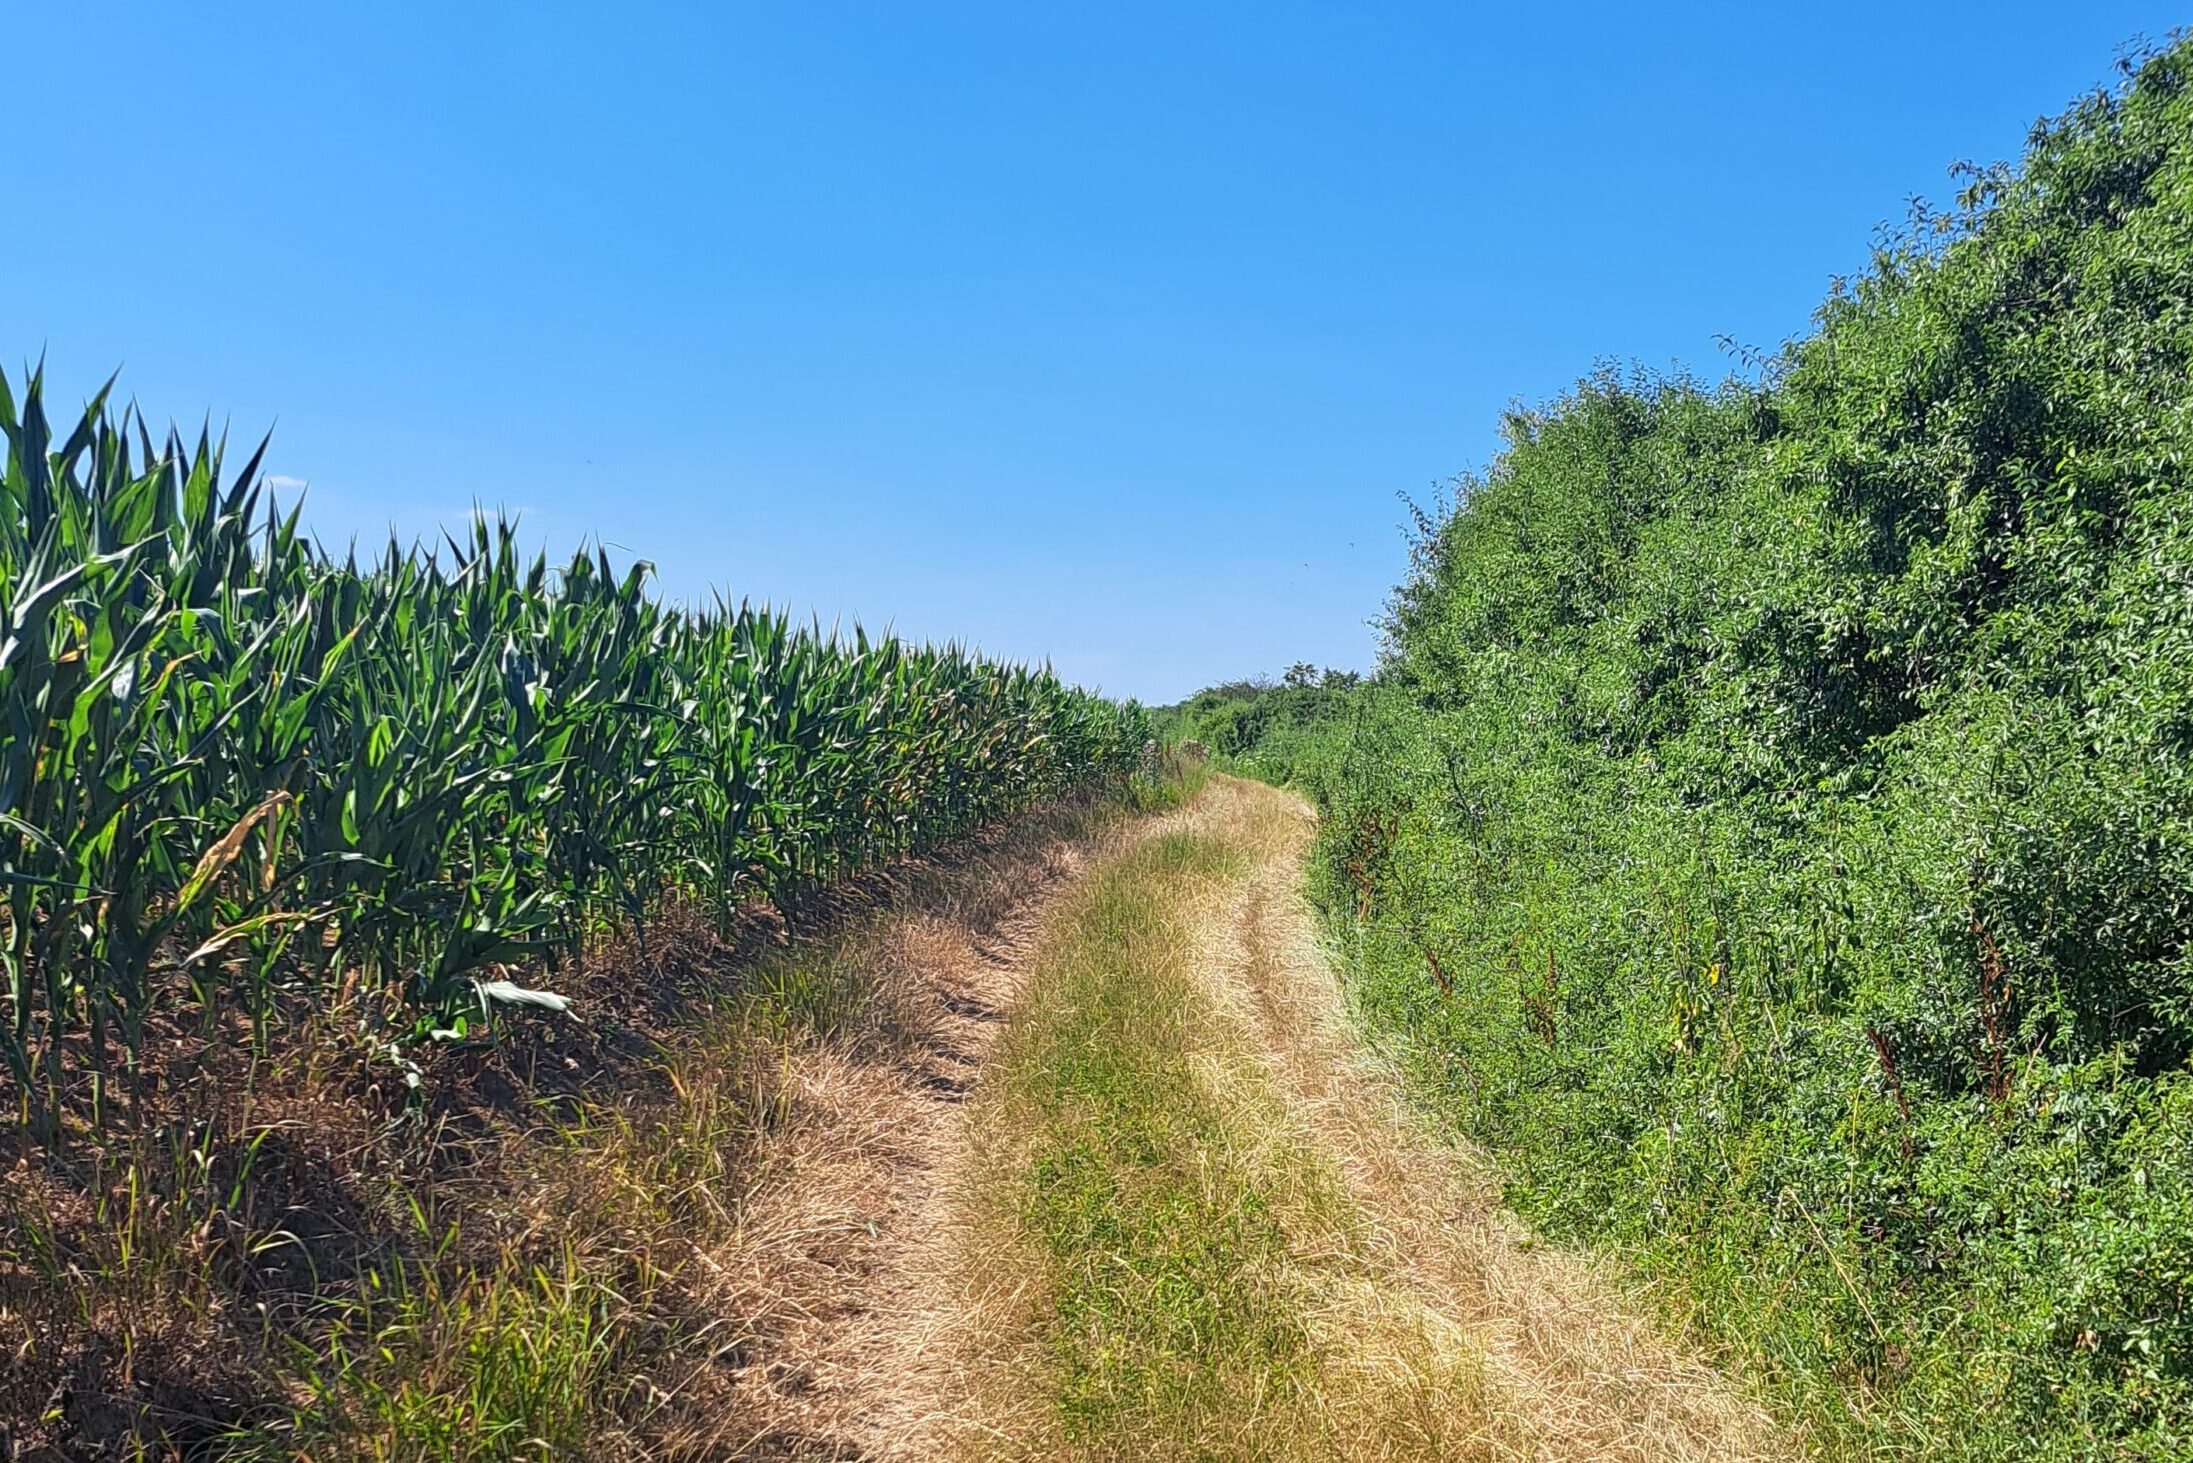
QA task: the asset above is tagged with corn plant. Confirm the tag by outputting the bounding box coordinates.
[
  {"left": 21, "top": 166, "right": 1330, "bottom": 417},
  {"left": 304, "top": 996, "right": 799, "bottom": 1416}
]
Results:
[{"left": 0, "top": 365, "right": 1151, "bottom": 1136}]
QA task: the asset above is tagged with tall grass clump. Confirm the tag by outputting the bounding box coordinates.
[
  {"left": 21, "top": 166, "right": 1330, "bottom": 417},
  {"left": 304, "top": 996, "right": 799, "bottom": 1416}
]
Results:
[
  {"left": 0, "top": 367, "right": 1151, "bottom": 1138},
  {"left": 1274, "top": 38, "right": 2193, "bottom": 1461}
]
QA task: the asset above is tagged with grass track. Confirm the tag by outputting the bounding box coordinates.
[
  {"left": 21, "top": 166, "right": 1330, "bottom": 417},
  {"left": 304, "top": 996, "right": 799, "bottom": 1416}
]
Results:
[{"left": 938, "top": 781, "right": 1490, "bottom": 1462}]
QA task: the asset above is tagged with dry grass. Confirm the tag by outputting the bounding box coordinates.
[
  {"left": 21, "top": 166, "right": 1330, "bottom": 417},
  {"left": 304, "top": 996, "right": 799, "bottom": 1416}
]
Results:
[{"left": 690, "top": 842, "right": 1099, "bottom": 1458}]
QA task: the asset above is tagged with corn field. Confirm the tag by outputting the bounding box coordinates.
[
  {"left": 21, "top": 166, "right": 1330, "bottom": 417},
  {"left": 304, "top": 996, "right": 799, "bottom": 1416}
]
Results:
[{"left": 0, "top": 366, "right": 1151, "bottom": 1132}]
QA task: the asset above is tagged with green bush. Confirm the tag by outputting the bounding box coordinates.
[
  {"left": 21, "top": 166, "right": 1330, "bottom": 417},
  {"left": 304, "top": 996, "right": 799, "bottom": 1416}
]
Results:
[
  {"left": 1289, "top": 40, "right": 2193, "bottom": 1460},
  {"left": 1152, "top": 666, "right": 1362, "bottom": 786}
]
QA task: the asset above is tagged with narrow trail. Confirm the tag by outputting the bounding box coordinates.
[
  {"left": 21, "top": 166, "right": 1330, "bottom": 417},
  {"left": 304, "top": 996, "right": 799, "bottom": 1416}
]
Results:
[{"left": 718, "top": 779, "right": 1788, "bottom": 1460}]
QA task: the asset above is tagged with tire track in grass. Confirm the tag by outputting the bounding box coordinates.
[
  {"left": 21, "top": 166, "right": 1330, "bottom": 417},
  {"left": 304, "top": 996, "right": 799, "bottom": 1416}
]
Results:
[{"left": 923, "top": 790, "right": 1489, "bottom": 1461}]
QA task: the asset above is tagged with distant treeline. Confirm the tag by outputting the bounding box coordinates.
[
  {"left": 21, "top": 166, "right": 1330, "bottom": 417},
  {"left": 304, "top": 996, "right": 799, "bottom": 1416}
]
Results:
[
  {"left": 1152, "top": 663, "right": 1358, "bottom": 770},
  {"left": 1203, "top": 39, "right": 2193, "bottom": 1460}
]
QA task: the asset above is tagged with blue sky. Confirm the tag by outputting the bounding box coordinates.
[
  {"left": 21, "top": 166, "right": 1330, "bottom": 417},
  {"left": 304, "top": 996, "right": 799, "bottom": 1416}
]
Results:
[{"left": 7, "top": 4, "right": 2183, "bottom": 702}]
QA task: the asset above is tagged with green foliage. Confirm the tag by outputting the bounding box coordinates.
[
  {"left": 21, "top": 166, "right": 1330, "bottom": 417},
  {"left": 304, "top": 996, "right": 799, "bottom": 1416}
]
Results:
[
  {"left": 0, "top": 369, "right": 1151, "bottom": 1131},
  {"left": 1154, "top": 666, "right": 1361, "bottom": 785},
  {"left": 1292, "top": 40, "right": 2193, "bottom": 1460}
]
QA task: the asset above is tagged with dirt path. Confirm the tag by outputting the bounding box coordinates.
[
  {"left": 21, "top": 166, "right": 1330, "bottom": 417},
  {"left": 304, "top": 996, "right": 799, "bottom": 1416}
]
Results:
[{"left": 716, "top": 780, "right": 1787, "bottom": 1460}]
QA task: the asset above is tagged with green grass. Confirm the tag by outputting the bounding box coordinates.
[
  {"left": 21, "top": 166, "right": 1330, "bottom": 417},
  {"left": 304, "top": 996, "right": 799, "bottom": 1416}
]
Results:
[
  {"left": 999, "top": 834, "right": 1324, "bottom": 1442},
  {"left": 963, "top": 818, "right": 1478, "bottom": 1461},
  {"left": 242, "top": 1258, "right": 622, "bottom": 1463}
]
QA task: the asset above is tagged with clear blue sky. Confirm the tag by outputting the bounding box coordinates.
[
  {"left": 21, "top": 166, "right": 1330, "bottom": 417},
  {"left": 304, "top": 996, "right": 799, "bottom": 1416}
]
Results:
[{"left": 7, "top": 4, "right": 2182, "bottom": 702}]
